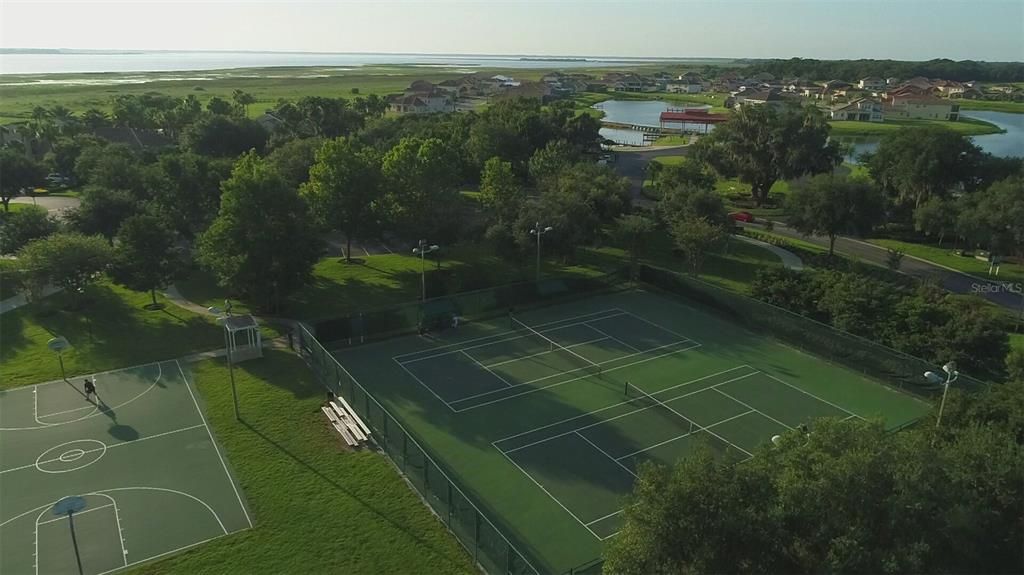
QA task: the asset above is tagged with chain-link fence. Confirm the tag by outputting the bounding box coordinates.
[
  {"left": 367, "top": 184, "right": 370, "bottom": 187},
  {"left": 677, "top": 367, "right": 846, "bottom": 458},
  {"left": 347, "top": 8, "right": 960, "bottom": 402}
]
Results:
[
  {"left": 314, "top": 270, "right": 628, "bottom": 347},
  {"left": 637, "top": 264, "right": 991, "bottom": 397},
  {"left": 298, "top": 323, "right": 543, "bottom": 575}
]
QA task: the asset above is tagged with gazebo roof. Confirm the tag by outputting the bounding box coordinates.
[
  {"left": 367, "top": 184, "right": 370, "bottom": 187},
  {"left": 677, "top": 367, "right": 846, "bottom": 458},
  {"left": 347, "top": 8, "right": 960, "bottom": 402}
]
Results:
[{"left": 223, "top": 314, "right": 259, "bottom": 333}]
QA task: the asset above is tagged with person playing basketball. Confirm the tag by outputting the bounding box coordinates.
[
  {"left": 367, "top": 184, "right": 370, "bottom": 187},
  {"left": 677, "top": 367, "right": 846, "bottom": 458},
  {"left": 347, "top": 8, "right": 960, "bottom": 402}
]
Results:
[{"left": 83, "top": 378, "right": 98, "bottom": 402}]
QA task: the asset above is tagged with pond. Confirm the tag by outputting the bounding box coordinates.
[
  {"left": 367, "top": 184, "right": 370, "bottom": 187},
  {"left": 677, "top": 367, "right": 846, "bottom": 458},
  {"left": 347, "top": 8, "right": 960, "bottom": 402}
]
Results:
[
  {"left": 842, "top": 110, "right": 1023, "bottom": 162},
  {"left": 594, "top": 99, "right": 713, "bottom": 146}
]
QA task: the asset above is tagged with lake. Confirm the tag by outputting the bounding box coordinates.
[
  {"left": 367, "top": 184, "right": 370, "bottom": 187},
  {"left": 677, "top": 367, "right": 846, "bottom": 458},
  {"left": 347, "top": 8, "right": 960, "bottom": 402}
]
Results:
[
  {"left": 0, "top": 51, "right": 682, "bottom": 76},
  {"left": 595, "top": 99, "right": 1023, "bottom": 156},
  {"left": 595, "top": 99, "right": 712, "bottom": 146},
  {"left": 842, "top": 111, "right": 1023, "bottom": 161}
]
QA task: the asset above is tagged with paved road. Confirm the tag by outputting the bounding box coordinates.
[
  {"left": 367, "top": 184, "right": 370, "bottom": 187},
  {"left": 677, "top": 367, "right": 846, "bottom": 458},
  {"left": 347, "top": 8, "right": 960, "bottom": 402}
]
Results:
[
  {"left": 612, "top": 146, "right": 689, "bottom": 199},
  {"left": 610, "top": 148, "right": 1022, "bottom": 314},
  {"left": 744, "top": 221, "right": 1024, "bottom": 313},
  {"left": 10, "top": 195, "right": 81, "bottom": 217}
]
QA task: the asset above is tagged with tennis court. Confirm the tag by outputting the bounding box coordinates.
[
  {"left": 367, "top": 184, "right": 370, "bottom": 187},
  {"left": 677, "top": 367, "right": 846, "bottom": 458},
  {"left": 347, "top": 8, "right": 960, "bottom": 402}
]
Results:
[
  {"left": 0, "top": 360, "right": 251, "bottom": 575},
  {"left": 330, "top": 289, "right": 931, "bottom": 572}
]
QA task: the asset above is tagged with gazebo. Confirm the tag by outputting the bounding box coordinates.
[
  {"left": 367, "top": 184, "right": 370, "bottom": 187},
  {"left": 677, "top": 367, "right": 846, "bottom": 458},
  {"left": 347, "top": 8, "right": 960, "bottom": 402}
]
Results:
[{"left": 223, "top": 314, "right": 263, "bottom": 362}]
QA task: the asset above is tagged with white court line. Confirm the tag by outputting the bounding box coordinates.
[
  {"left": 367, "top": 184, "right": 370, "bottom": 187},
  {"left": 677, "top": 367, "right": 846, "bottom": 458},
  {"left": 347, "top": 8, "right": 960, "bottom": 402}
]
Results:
[
  {"left": 36, "top": 503, "right": 115, "bottom": 526},
  {"left": 493, "top": 443, "right": 602, "bottom": 540},
  {"left": 713, "top": 388, "right": 794, "bottom": 431},
  {"left": 1, "top": 423, "right": 208, "bottom": 476},
  {"left": 460, "top": 351, "right": 514, "bottom": 388},
  {"left": 585, "top": 507, "right": 626, "bottom": 527},
  {"left": 582, "top": 323, "right": 641, "bottom": 353},
  {"left": 616, "top": 409, "right": 756, "bottom": 460},
  {"left": 761, "top": 372, "right": 862, "bottom": 419},
  {"left": 94, "top": 531, "right": 236, "bottom": 575},
  {"left": 9, "top": 363, "right": 164, "bottom": 431},
  {"left": 500, "top": 371, "right": 758, "bottom": 454},
  {"left": 2, "top": 360, "right": 164, "bottom": 394},
  {"left": 177, "top": 361, "right": 254, "bottom": 528},
  {"left": 483, "top": 336, "right": 608, "bottom": 369},
  {"left": 612, "top": 308, "right": 699, "bottom": 344},
  {"left": 394, "top": 359, "right": 457, "bottom": 412},
  {"left": 392, "top": 309, "right": 625, "bottom": 361},
  {"left": 493, "top": 366, "right": 755, "bottom": 445},
  {"left": 630, "top": 383, "right": 753, "bottom": 458},
  {"left": 398, "top": 312, "right": 626, "bottom": 365},
  {"left": 575, "top": 432, "right": 637, "bottom": 478},
  {"left": 450, "top": 340, "right": 697, "bottom": 408}
]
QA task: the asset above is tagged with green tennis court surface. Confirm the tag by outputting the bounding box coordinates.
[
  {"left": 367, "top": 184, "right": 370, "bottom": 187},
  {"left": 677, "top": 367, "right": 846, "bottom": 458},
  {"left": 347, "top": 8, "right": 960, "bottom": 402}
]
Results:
[
  {"left": 334, "top": 289, "right": 931, "bottom": 573},
  {"left": 0, "top": 360, "right": 251, "bottom": 575}
]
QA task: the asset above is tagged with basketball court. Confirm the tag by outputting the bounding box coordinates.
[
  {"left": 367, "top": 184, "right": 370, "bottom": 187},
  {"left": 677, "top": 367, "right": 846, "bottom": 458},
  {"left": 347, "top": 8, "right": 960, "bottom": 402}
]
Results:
[{"left": 0, "top": 360, "right": 251, "bottom": 575}]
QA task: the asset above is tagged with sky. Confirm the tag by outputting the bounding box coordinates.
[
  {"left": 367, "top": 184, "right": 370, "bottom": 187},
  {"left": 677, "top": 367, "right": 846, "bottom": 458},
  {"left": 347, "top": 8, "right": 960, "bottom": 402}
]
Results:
[{"left": 1, "top": 0, "right": 1022, "bottom": 61}]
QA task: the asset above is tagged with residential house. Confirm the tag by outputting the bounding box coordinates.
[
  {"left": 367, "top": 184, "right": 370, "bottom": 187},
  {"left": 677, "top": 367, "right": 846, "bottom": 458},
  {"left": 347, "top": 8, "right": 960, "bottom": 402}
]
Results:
[
  {"left": 666, "top": 74, "right": 704, "bottom": 94},
  {"left": 885, "top": 95, "right": 959, "bottom": 121},
  {"left": 92, "top": 127, "right": 174, "bottom": 150},
  {"left": 730, "top": 90, "right": 792, "bottom": 109},
  {"left": 934, "top": 80, "right": 966, "bottom": 97},
  {"left": 858, "top": 77, "right": 886, "bottom": 92},
  {"left": 830, "top": 98, "right": 884, "bottom": 122},
  {"left": 612, "top": 75, "right": 646, "bottom": 93},
  {"left": 492, "top": 81, "right": 552, "bottom": 102},
  {"left": 387, "top": 87, "right": 454, "bottom": 114}
]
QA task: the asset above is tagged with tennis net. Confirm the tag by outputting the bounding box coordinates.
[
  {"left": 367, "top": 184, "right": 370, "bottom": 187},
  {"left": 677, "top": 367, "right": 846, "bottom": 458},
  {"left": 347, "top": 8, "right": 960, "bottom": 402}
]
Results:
[{"left": 511, "top": 315, "right": 603, "bottom": 376}]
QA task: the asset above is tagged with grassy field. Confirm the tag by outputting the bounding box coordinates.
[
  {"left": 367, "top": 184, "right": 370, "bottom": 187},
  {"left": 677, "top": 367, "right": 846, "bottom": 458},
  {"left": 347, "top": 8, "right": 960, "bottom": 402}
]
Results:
[
  {"left": 1011, "top": 333, "right": 1024, "bottom": 352},
  {"left": 958, "top": 99, "right": 1024, "bottom": 114},
  {"left": 828, "top": 116, "right": 1003, "bottom": 136},
  {"left": 131, "top": 351, "right": 474, "bottom": 574},
  {"left": 0, "top": 65, "right": 552, "bottom": 123},
  {"left": 0, "top": 280, "right": 224, "bottom": 388},
  {"left": 867, "top": 239, "right": 1024, "bottom": 284},
  {"left": 178, "top": 244, "right": 614, "bottom": 322}
]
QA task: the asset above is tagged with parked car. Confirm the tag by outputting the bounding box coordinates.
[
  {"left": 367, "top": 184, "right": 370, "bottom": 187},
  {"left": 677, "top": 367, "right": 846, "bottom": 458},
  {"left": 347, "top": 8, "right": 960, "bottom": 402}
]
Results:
[
  {"left": 45, "top": 173, "right": 72, "bottom": 187},
  {"left": 729, "top": 211, "right": 755, "bottom": 223}
]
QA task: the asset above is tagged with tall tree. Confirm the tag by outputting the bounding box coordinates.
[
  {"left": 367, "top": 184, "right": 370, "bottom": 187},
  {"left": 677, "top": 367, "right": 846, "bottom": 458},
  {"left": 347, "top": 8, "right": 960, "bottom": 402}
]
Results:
[
  {"left": 865, "top": 126, "right": 984, "bottom": 210},
  {"left": 786, "top": 174, "right": 885, "bottom": 256},
  {"left": 613, "top": 214, "right": 655, "bottom": 276},
  {"left": 694, "top": 104, "right": 840, "bottom": 206},
  {"left": 913, "top": 197, "right": 958, "bottom": 247},
  {"left": 232, "top": 89, "right": 256, "bottom": 117},
  {"left": 0, "top": 150, "right": 45, "bottom": 212},
  {"left": 301, "top": 137, "right": 381, "bottom": 262},
  {"left": 0, "top": 205, "right": 59, "bottom": 254},
  {"left": 479, "top": 156, "right": 524, "bottom": 225},
  {"left": 198, "top": 152, "right": 322, "bottom": 312},
  {"left": 17, "top": 232, "right": 111, "bottom": 305},
  {"left": 181, "top": 115, "right": 268, "bottom": 157},
  {"left": 110, "top": 214, "right": 184, "bottom": 306},
  {"left": 380, "top": 137, "right": 462, "bottom": 241},
  {"left": 669, "top": 216, "right": 728, "bottom": 274},
  {"left": 69, "top": 186, "right": 140, "bottom": 244}
]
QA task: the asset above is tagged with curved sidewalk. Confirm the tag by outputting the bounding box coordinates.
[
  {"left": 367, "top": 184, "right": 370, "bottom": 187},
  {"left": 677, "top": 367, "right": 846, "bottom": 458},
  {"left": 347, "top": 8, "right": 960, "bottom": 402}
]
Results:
[{"left": 736, "top": 235, "right": 804, "bottom": 271}]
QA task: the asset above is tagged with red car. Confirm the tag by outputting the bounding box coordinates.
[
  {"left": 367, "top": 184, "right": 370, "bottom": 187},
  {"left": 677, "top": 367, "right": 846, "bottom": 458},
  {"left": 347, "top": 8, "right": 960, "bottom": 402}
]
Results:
[{"left": 729, "top": 211, "right": 755, "bottom": 223}]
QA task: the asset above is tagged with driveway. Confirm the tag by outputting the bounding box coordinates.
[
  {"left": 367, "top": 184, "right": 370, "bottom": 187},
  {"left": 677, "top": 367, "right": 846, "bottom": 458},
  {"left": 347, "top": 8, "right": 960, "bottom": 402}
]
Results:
[
  {"left": 11, "top": 195, "right": 81, "bottom": 218},
  {"left": 612, "top": 146, "right": 689, "bottom": 200},
  {"left": 743, "top": 221, "right": 1024, "bottom": 313}
]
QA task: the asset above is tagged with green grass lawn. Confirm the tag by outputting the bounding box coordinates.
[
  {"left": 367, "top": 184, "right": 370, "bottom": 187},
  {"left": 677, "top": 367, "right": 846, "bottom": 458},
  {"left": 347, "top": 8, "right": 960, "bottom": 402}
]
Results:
[
  {"left": 828, "top": 116, "right": 1003, "bottom": 137},
  {"left": 1010, "top": 333, "right": 1024, "bottom": 352},
  {"left": 0, "top": 280, "right": 224, "bottom": 388},
  {"left": 178, "top": 244, "right": 613, "bottom": 322},
  {"left": 652, "top": 134, "right": 689, "bottom": 146},
  {"left": 958, "top": 99, "right": 1024, "bottom": 114},
  {"left": 867, "top": 239, "right": 1024, "bottom": 284},
  {"left": 131, "top": 350, "right": 473, "bottom": 574}
]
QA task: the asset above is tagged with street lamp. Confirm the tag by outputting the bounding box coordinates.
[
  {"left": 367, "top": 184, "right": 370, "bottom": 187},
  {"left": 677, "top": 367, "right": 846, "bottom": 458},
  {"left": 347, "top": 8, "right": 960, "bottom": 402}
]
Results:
[
  {"left": 529, "top": 223, "right": 553, "bottom": 282},
  {"left": 208, "top": 302, "right": 240, "bottom": 421},
  {"left": 924, "top": 361, "right": 959, "bottom": 429},
  {"left": 412, "top": 240, "right": 439, "bottom": 301}
]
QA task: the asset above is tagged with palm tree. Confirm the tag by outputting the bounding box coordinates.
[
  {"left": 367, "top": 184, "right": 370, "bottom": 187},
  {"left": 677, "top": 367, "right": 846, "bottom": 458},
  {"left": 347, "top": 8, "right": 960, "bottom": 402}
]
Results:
[{"left": 232, "top": 89, "right": 256, "bottom": 117}]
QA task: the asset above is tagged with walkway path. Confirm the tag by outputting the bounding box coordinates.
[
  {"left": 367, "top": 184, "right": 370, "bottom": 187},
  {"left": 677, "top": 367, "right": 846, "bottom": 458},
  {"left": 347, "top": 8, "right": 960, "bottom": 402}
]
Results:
[
  {"left": 0, "top": 285, "right": 60, "bottom": 315},
  {"left": 10, "top": 195, "right": 81, "bottom": 218},
  {"left": 742, "top": 221, "right": 1023, "bottom": 313},
  {"left": 736, "top": 235, "right": 804, "bottom": 271}
]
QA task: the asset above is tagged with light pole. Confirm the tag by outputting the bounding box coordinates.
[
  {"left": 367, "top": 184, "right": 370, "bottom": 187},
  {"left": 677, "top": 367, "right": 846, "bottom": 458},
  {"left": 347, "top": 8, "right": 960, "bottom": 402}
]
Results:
[
  {"left": 208, "top": 303, "right": 240, "bottom": 421},
  {"left": 413, "top": 240, "right": 439, "bottom": 301},
  {"left": 530, "top": 223, "right": 553, "bottom": 282},
  {"left": 924, "top": 361, "right": 959, "bottom": 429}
]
